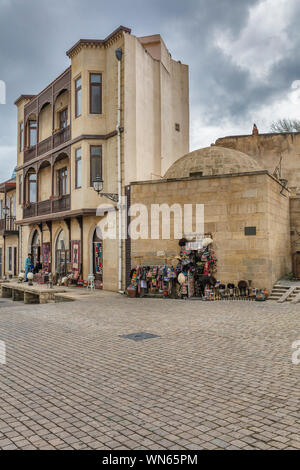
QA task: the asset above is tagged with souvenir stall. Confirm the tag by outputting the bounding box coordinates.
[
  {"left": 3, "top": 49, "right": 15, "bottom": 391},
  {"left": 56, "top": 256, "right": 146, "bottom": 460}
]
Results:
[
  {"left": 128, "top": 265, "right": 178, "bottom": 298},
  {"left": 127, "top": 235, "right": 269, "bottom": 301},
  {"left": 175, "top": 236, "right": 217, "bottom": 299},
  {"left": 128, "top": 235, "right": 217, "bottom": 299}
]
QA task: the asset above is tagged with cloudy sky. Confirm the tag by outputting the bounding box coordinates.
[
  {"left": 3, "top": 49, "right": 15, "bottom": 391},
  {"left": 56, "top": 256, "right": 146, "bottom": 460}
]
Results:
[{"left": 1, "top": 0, "right": 300, "bottom": 181}]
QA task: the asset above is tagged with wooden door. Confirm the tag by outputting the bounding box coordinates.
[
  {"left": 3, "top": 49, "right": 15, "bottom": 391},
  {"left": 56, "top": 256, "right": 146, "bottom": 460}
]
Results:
[
  {"left": 293, "top": 253, "right": 300, "bottom": 279},
  {"left": 13, "top": 247, "right": 17, "bottom": 276}
]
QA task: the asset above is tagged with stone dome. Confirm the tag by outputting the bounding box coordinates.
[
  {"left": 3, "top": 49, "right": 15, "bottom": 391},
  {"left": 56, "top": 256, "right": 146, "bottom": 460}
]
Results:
[{"left": 164, "top": 145, "right": 262, "bottom": 179}]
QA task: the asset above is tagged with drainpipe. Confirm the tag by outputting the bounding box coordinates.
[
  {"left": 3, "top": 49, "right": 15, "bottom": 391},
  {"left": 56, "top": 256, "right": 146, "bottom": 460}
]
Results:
[
  {"left": 115, "top": 48, "right": 123, "bottom": 293},
  {"left": 3, "top": 188, "right": 6, "bottom": 278}
]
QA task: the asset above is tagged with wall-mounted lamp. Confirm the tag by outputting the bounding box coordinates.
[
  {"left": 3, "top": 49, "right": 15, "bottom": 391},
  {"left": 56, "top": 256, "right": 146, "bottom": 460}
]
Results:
[{"left": 93, "top": 176, "right": 119, "bottom": 203}]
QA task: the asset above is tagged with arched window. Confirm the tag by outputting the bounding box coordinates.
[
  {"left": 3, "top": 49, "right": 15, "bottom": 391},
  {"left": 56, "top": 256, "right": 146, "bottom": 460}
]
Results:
[
  {"left": 28, "top": 172, "right": 37, "bottom": 203},
  {"left": 31, "top": 230, "right": 41, "bottom": 267},
  {"left": 29, "top": 119, "right": 37, "bottom": 147},
  {"left": 55, "top": 230, "right": 69, "bottom": 276}
]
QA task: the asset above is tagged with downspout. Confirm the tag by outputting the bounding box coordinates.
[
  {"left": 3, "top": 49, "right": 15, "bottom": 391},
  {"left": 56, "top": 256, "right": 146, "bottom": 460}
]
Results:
[
  {"left": 115, "top": 48, "right": 123, "bottom": 293},
  {"left": 3, "top": 188, "right": 6, "bottom": 278},
  {"left": 19, "top": 224, "right": 22, "bottom": 275}
]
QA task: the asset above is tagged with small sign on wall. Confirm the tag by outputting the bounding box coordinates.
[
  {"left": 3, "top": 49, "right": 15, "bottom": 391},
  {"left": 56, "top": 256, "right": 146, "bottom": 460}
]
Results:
[{"left": 245, "top": 226, "right": 256, "bottom": 236}]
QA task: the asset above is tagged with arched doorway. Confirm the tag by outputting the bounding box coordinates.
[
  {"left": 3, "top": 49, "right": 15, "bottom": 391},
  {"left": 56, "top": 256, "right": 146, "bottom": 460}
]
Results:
[
  {"left": 55, "top": 230, "right": 69, "bottom": 276},
  {"left": 92, "top": 228, "right": 103, "bottom": 282},
  {"left": 31, "top": 230, "right": 41, "bottom": 267}
]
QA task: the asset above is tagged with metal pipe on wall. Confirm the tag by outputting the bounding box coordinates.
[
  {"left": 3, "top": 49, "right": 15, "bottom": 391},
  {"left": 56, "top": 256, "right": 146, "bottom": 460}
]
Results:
[{"left": 116, "top": 48, "right": 123, "bottom": 293}]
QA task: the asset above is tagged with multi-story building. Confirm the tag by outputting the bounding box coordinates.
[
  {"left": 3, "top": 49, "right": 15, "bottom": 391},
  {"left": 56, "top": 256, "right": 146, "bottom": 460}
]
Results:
[
  {"left": 14, "top": 26, "right": 189, "bottom": 291},
  {"left": 0, "top": 175, "right": 18, "bottom": 278}
]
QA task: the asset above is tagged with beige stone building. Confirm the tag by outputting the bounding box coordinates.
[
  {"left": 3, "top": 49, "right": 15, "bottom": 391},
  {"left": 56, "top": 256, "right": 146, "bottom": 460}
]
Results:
[
  {"left": 0, "top": 176, "right": 18, "bottom": 278},
  {"left": 129, "top": 146, "right": 291, "bottom": 291},
  {"left": 9, "top": 26, "right": 300, "bottom": 292},
  {"left": 13, "top": 26, "right": 189, "bottom": 290},
  {"left": 215, "top": 132, "right": 300, "bottom": 265}
]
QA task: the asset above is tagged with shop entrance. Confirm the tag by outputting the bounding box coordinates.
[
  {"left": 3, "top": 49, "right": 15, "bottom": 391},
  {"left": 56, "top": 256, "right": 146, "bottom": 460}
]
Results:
[
  {"left": 55, "top": 230, "right": 69, "bottom": 276},
  {"left": 92, "top": 228, "right": 103, "bottom": 282},
  {"left": 31, "top": 230, "right": 41, "bottom": 269}
]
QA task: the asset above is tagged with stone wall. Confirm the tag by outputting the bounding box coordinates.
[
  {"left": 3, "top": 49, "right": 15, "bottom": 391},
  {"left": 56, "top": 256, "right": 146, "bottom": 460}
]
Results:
[
  {"left": 130, "top": 172, "right": 291, "bottom": 290},
  {"left": 215, "top": 133, "right": 300, "bottom": 195},
  {"left": 290, "top": 197, "right": 300, "bottom": 257}
]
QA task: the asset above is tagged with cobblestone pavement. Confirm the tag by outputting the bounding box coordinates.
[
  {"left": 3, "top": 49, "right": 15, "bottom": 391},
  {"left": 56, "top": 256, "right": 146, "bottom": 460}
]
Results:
[{"left": 0, "top": 294, "right": 299, "bottom": 450}]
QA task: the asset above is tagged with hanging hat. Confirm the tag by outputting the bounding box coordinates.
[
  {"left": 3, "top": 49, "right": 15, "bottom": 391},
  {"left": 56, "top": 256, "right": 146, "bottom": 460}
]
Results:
[
  {"left": 178, "top": 272, "right": 186, "bottom": 284},
  {"left": 202, "top": 237, "right": 213, "bottom": 248}
]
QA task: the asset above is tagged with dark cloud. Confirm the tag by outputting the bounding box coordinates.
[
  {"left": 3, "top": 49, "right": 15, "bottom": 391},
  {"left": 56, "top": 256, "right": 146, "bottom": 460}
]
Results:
[{"left": 0, "top": 0, "right": 299, "bottom": 179}]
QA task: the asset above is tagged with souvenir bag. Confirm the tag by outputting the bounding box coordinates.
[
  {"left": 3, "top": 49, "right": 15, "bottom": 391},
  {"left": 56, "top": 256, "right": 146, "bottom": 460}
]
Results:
[{"left": 152, "top": 267, "right": 157, "bottom": 290}]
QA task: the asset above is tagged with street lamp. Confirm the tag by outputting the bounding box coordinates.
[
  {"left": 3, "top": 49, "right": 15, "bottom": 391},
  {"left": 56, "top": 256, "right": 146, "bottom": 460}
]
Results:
[{"left": 93, "top": 176, "right": 118, "bottom": 203}]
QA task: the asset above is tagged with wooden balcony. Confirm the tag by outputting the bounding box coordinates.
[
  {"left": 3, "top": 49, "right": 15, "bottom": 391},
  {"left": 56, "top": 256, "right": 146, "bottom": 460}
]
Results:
[
  {"left": 52, "top": 194, "right": 71, "bottom": 213},
  {"left": 53, "top": 126, "right": 70, "bottom": 148},
  {"left": 24, "top": 146, "right": 36, "bottom": 163},
  {"left": 0, "top": 216, "right": 18, "bottom": 233},
  {"left": 37, "top": 135, "right": 52, "bottom": 156},
  {"left": 23, "top": 194, "right": 70, "bottom": 219},
  {"left": 23, "top": 125, "right": 71, "bottom": 164},
  {"left": 23, "top": 67, "right": 71, "bottom": 165}
]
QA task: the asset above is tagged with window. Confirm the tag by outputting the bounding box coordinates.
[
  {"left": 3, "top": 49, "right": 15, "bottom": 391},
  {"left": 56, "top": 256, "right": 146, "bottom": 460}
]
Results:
[
  {"left": 90, "top": 146, "right": 102, "bottom": 186},
  {"left": 28, "top": 173, "right": 37, "bottom": 203},
  {"left": 90, "top": 73, "right": 102, "bottom": 114},
  {"left": 19, "top": 175, "right": 23, "bottom": 204},
  {"left": 8, "top": 197, "right": 12, "bottom": 217},
  {"left": 57, "top": 167, "right": 68, "bottom": 196},
  {"left": 75, "top": 77, "right": 82, "bottom": 117},
  {"left": 29, "top": 120, "right": 37, "bottom": 147},
  {"left": 59, "top": 108, "right": 68, "bottom": 129},
  {"left": 0, "top": 199, "right": 2, "bottom": 219},
  {"left": 75, "top": 148, "right": 82, "bottom": 189},
  {"left": 20, "top": 122, "right": 24, "bottom": 151},
  {"left": 12, "top": 195, "right": 16, "bottom": 217}
]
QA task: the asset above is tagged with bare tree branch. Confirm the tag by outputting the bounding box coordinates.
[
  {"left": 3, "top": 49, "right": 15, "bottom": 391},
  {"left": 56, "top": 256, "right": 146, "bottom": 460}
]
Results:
[{"left": 270, "top": 119, "right": 300, "bottom": 133}]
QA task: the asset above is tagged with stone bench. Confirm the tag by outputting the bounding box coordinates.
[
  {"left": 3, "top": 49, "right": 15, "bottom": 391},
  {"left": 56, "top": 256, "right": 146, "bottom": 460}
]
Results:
[
  {"left": 1, "top": 283, "right": 67, "bottom": 305},
  {"left": 1, "top": 285, "right": 12, "bottom": 298},
  {"left": 12, "top": 289, "right": 24, "bottom": 301}
]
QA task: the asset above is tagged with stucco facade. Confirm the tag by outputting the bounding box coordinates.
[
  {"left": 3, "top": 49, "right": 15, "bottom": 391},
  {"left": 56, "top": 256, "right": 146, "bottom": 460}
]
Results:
[
  {"left": 12, "top": 26, "right": 189, "bottom": 290},
  {"left": 0, "top": 179, "right": 18, "bottom": 278}
]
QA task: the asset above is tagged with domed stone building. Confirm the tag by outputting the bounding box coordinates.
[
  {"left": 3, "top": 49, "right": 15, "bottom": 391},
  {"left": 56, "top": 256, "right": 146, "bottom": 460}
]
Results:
[
  {"left": 128, "top": 145, "right": 291, "bottom": 291},
  {"left": 164, "top": 146, "right": 263, "bottom": 179}
]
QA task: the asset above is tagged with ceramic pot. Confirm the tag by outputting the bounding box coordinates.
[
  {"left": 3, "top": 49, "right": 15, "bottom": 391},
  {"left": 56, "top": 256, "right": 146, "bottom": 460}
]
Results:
[{"left": 127, "top": 286, "right": 137, "bottom": 298}]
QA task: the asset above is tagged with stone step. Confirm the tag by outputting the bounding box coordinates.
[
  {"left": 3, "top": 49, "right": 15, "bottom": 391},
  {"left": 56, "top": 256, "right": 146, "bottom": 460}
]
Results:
[{"left": 270, "top": 283, "right": 300, "bottom": 302}]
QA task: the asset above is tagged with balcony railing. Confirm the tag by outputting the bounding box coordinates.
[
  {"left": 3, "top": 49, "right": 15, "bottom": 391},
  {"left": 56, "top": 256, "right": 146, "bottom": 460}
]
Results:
[
  {"left": 23, "top": 125, "right": 71, "bottom": 163},
  {"left": 23, "top": 194, "right": 70, "bottom": 219},
  {"left": 52, "top": 194, "right": 70, "bottom": 213},
  {"left": 24, "top": 146, "right": 36, "bottom": 163},
  {"left": 0, "top": 216, "right": 17, "bottom": 232},
  {"left": 53, "top": 126, "right": 70, "bottom": 148},
  {"left": 37, "top": 135, "right": 52, "bottom": 156}
]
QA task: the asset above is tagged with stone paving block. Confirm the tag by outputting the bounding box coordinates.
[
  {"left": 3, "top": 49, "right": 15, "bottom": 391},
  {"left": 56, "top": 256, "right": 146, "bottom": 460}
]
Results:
[{"left": 0, "top": 295, "right": 300, "bottom": 450}]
